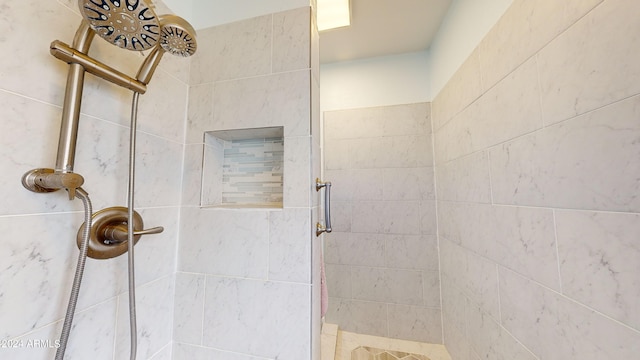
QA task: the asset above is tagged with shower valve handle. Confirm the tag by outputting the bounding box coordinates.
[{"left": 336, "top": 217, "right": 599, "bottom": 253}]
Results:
[{"left": 102, "top": 224, "right": 164, "bottom": 244}]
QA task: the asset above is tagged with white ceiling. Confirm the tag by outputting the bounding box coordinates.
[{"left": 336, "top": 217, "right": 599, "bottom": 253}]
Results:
[{"left": 319, "top": 0, "right": 453, "bottom": 64}]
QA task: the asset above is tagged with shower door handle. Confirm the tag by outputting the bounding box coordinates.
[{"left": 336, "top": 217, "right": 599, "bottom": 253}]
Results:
[{"left": 316, "top": 178, "right": 332, "bottom": 237}]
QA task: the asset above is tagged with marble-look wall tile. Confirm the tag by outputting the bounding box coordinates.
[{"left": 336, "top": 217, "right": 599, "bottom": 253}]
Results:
[
  {"left": 0, "top": 90, "right": 76, "bottom": 216},
  {"left": 324, "top": 232, "right": 385, "bottom": 267},
  {"left": 432, "top": 49, "right": 483, "bottom": 131},
  {"left": 269, "top": 208, "right": 311, "bottom": 283},
  {"left": 350, "top": 135, "right": 432, "bottom": 169},
  {"left": 556, "top": 210, "right": 640, "bottom": 331},
  {"left": 419, "top": 200, "right": 438, "bottom": 235},
  {"left": 384, "top": 234, "right": 439, "bottom": 272},
  {"left": 115, "top": 276, "right": 175, "bottom": 360},
  {"left": 351, "top": 201, "right": 421, "bottom": 235},
  {"left": 439, "top": 239, "right": 500, "bottom": 319},
  {"left": 189, "top": 15, "right": 272, "bottom": 85},
  {"left": 173, "top": 273, "right": 205, "bottom": 344},
  {"left": 387, "top": 305, "right": 442, "bottom": 343},
  {"left": 434, "top": 58, "right": 542, "bottom": 164},
  {"left": 466, "top": 304, "right": 537, "bottom": 360},
  {"left": 489, "top": 95, "right": 640, "bottom": 212},
  {"left": 178, "top": 207, "right": 269, "bottom": 278},
  {"left": 2, "top": 299, "right": 118, "bottom": 360},
  {"left": 131, "top": 132, "right": 184, "bottom": 208},
  {"left": 323, "top": 169, "right": 383, "bottom": 202},
  {"left": 324, "top": 103, "right": 430, "bottom": 140},
  {"left": 323, "top": 139, "right": 350, "bottom": 171},
  {"left": 273, "top": 7, "right": 311, "bottom": 73},
  {"left": 172, "top": 343, "right": 269, "bottom": 360},
  {"left": 325, "top": 299, "right": 387, "bottom": 337},
  {"left": 537, "top": 0, "right": 640, "bottom": 125},
  {"left": 477, "top": 0, "right": 603, "bottom": 91},
  {"left": 134, "top": 207, "right": 180, "bottom": 285},
  {"left": 437, "top": 202, "right": 560, "bottom": 290},
  {"left": 383, "top": 167, "right": 435, "bottom": 201},
  {"left": 212, "top": 71, "right": 311, "bottom": 137},
  {"left": 442, "top": 322, "right": 470, "bottom": 360},
  {"left": 203, "top": 277, "right": 310, "bottom": 359},
  {"left": 421, "top": 270, "right": 442, "bottom": 308},
  {"left": 324, "top": 264, "right": 351, "bottom": 299},
  {"left": 329, "top": 200, "right": 352, "bottom": 232},
  {"left": 185, "top": 84, "right": 214, "bottom": 144},
  {"left": 0, "top": 0, "right": 78, "bottom": 104},
  {"left": 499, "top": 268, "right": 640, "bottom": 360},
  {"left": 148, "top": 343, "right": 173, "bottom": 360},
  {"left": 351, "top": 267, "right": 423, "bottom": 306},
  {"left": 138, "top": 68, "right": 189, "bottom": 143},
  {"left": 283, "top": 136, "right": 311, "bottom": 207},
  {"left": 181, "top": 144, "right": 204, "bottom": 206},
  {"left": 435, "top": 152, "right": 492, "bottom": 204},
  {"left": 0, "top": 213, "right": 80, "bottom": 341}
]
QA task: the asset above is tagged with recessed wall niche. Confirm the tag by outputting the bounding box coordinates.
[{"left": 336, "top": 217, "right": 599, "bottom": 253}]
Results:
[{"left": 201, "top": 127, "right": 284, "bottom": 208}]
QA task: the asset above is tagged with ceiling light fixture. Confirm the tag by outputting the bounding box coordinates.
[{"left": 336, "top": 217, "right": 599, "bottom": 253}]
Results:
[{"left": 317, "top": 0, "right": 351, "bottom": 31}]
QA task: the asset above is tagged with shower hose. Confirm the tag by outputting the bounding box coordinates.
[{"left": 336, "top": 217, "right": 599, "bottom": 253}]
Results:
[{"left": 55, "top": 92, "right": 142, "bottom": 360}]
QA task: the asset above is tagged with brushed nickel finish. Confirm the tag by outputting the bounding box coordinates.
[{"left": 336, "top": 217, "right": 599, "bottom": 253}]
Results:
[
  {"left": 77, "top": 206, "right": 164, "bottom": 259},
  {"left": 50, "top": 40, "right": 148, "bottom": 93},
  {"left": 78, "top": 0, "right": 160, "bottom": 51},
  {"left": 159, "top": 14, "right": 197, "bottom": 57},
  {"left": 22, "top": 168, "right": 85, "bottom": 200},
  {"left": 316, "top": 178, "right": 333, "bottom": 236}
]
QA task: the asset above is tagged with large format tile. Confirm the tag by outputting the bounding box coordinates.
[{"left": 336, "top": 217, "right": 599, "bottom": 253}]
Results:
[
  {"left": 325, "top": 299, "right": 387, "bottom": 337},
  {"left": 432, "top": 49, "right": 483, "bottom": 131},
  {"left": 387, "top": 305, "right": 442, "bottom": 343},
  {"left": 212, "top": 71, "right": 310, "bottom": 136},
  {"left": 499, "top": 268, "right": 640, "bottom": 360},
  {"left": 351, "top": 267, "right": 423, "bottom": 306},
  {"left": 538, "top": 0, "right": 640, "bottom": 125},
  {"left": 435, "top": 152, "right": 492, "bottom": 204},
  {"left": 172, "top": 343, "right": 268, "bottom": 360},
  {"left": 189, "top": 15, "right": 272, "bottom": 85},
  {"left": 477, "top": 0, "right": 603, "bottom": 90},
  {"left": 434, "top": 58, "right": 542, "bottom": 164},
  {"left": 269, "top": 208, "right": 312, "bottom": 283},
  {"left": 273, "top": 7, "right": 311, "bottom": 73},
  {"left": 437, "top": 202, "right": 560, "bottom": 290},
  {"left": 490, "top": 95, "right": 640, "bottom": 212},
  {"left": 178, "top": 207, "right": 269, "bottom": 278},
  {"left": 173, "top": 273, "right": 205, "bottom": 344},
  {"left": 556, "top": 210, "right": 640, "bottom": 331},
  {"left": 203, "top": 277, "right": 310, "bottom": 359}
]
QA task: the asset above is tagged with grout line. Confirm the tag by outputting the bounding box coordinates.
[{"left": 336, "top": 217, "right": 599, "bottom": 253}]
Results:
[{"left": 551, "top": 210, "right": 564, "bottom": 294}]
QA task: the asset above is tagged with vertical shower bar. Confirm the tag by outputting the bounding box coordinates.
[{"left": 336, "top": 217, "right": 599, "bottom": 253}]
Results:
[{"left": 55, "top": 22, "right": 95, "bottom": 173}]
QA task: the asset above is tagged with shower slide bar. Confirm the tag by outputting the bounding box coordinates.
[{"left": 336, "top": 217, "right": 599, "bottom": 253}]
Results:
[{"left": 316, "top": 178, "right": 332, "bottom": 236}]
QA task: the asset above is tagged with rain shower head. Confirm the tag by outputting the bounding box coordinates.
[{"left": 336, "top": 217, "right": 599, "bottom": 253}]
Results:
[{"left": 78, "top": 0, "right": 160, "bottom": 51}]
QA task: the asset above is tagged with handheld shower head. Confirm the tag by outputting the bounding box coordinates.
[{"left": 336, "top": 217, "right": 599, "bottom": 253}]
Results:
[
  {"left": 159, "top": 14, "right": 197, "bottom": 57},
  {"left": 78, "top": 0, "right": 160, "bottom": 51},
  {"left": 136, "top": 14, "right": 197, "bottom": 84}
]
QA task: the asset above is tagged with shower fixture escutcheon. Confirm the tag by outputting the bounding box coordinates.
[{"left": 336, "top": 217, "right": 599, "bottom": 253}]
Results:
[
  {"left": 22, "top": 168, "right": 85, "bottom": 200},
  {"left": 77, "top": 206, "right": 164, "bottom": 259}
]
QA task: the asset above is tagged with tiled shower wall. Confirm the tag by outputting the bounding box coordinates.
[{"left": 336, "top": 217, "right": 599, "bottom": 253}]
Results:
[
  {"left": 174, "top": 5, "right": 321, "bottom": 359},
  {"left": 0, "top": 1, "right": 186, "bottom": 359},
  {"left": 323, "top": 103, "right": 441, "bottom": 343},
  {"left": 433, "top": 0, "right": 640, "bottom": 359}
]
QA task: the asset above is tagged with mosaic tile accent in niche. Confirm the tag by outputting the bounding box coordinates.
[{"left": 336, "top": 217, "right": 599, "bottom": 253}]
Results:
[{"left": 221, "top": 137, "right": 284, "bottom": 206}]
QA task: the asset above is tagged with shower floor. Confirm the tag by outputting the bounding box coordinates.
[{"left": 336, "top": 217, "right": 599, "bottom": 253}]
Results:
[{"left": 321, "top": 323, "right": 451, "bottom": 360}]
